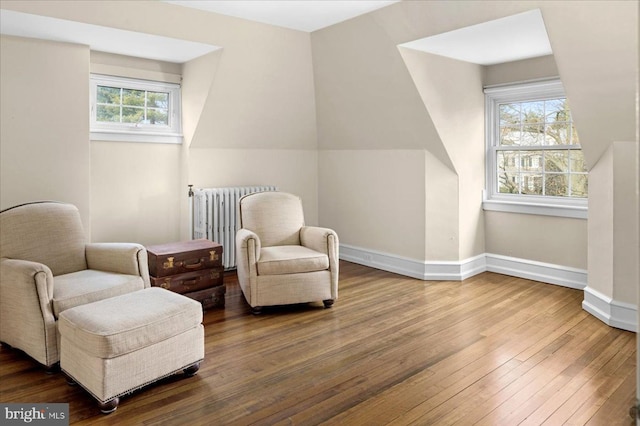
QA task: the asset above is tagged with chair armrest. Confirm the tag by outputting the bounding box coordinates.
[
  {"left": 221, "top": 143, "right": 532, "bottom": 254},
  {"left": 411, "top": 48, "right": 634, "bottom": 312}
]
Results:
[
  {"left": 236, "top": 229, "right": 261, "bottom": 262},
  {"left": 85, "top": 243, "right": 150, "bottom": 287},
  {"left": 300, "top": 226, "right": 339, "bottom": 256},
  {"left": 236, "top": 228, "right": 261, "bottom": 300},
  {"left": 1, "top": 258, "right": 54, "bottom": 302},
  {"left": 300, "top": 227, "right": 340, "bottom": 300},
  {"left": 0, "top": 258, "right": 58, "bottom": 365}
]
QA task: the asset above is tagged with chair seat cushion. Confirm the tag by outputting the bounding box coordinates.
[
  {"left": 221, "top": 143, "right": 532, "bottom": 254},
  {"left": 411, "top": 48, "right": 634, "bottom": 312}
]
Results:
[
  {"left": 57, "top": 287, "right": 202, "bottom": 359},
  {"left": 53, "top": 269, "right": 145, "bottom": 317},
  {"left": 258, "top": 245, "right": 329, "bottom": 276}
]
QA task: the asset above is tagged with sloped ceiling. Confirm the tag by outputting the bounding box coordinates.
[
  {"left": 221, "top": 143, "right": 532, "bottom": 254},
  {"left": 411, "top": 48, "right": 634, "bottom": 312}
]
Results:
[{"left": 399, "top": 9, "right": 552, "bottom": 66}]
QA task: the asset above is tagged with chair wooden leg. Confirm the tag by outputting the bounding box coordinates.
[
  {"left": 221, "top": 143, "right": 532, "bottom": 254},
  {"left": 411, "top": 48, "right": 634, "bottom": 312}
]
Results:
[
  {"left": 323, "top": 299, "right": 334, "bottom": 309},
  {"left": 45, "top": 362, "right": 60, "bottom": 375},
  {"left": 184, "top": 362, "right": 200, "bottom": 377},
  {"left": 65, "top": 374, "right": 77, "bottom": 386},
  {"left": 251, "top": 306, "right": 263, "bottom": 315},
  {"left": 99, "top": 398, "right": 119, "bottom": 414}
]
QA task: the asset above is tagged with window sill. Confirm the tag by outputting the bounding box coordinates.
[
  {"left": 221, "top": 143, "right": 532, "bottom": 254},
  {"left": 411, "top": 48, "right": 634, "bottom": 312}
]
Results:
[
  {"left": 483, "top": 198, "right": 587, "bottom": 219},
  {"left": 90, "top": 130, "right": 183, "bottom": 144}
]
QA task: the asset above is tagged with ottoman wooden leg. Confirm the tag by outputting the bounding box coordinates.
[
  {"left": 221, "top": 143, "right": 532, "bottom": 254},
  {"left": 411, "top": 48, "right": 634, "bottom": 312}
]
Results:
[
  {"left": 99, "top": 398, "right": 119, "bottom": 414},
  {"left": 184, "top": 362, "right": 201, "bottom": 377}
]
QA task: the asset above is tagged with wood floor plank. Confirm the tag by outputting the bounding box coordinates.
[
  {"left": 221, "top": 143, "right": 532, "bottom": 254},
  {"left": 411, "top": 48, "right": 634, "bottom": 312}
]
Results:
[{"left": 0, "top": 261, "right": 635, "bottom": 425}]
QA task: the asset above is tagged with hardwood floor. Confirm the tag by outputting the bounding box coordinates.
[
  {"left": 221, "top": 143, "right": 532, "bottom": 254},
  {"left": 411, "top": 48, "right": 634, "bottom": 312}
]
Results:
[{"left": 0, "top": 261, "right": 636, "bottom": 425}]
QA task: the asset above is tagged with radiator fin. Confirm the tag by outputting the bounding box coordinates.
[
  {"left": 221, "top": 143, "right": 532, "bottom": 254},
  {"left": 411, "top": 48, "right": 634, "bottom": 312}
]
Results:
[{"left": 192, "top": 186, "right": 277, "bottom": 269}]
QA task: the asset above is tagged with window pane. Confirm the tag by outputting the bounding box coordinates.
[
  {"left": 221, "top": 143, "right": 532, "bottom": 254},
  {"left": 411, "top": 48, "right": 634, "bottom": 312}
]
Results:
[
  {"left": 500, "top": 126, "right": 521, "bottom": 146},
  {"left": 498, "top": 171, "right": 519, "bottom": 194},
  {"left": 521, "top": 101, "right": 544, "bottom": 124},
  {"left": 498, "top": 151, "right": 519, "bottom": 172},
  {"left": 521, "top": 151, "right": 542, "bottom": 172},
  {"left": 147, "top": 108, "right": 168, "bottom": 125},
  {"left": 522, "top": 124, "right": 544, "bottom": 145},
  {"left": 545, "top": 122, "right": 571, "bottom": 145},
  {"left": 122, "top": 107, "right": 143, "bottom": 123},
  {"left": 499, "top": 103, "right": 520, "bottom": 125},
  {"left": 545, "top": 98, "right": 569, "bottom": 123},
  {"left": 148, "top": 92, "right": 169, "bottom": 109},
  {"left": 122, "top": 89, "right": 145, "bottom": 107},
  {"left": 545, "top": 173, "right": 568, "bottom": 197},
  {"left": 571, "top": 174, "right": 588, "bottom": 198},
  {"left": 97, "top": 86, "right": 120, "bottom": 105},
  {"left": 544, "top": 151, "right": 569, "bottom": 173},
  {"left": 521, "top": 173, "right": 543, "bottom": 195},
  {"left": 569, "top": 150, "right": 587, "bottom": 173},
  {"left": 96, "top": 105, "right": 120, "bottom": 122}
]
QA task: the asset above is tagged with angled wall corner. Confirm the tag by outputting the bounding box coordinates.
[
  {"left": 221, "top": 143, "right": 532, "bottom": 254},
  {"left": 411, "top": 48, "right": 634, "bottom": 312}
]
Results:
[
  {"left": 397, "top": 46, "right": 485, "bottom": 260},
  {"left": 182, "top": 50, "right": 223, "bottom": 149},
  {"left": 586, "top": 141, "right": 639, "bottom": 332},
  {"left": 541, "top": 1, "right": 638, "bottom": 170}
]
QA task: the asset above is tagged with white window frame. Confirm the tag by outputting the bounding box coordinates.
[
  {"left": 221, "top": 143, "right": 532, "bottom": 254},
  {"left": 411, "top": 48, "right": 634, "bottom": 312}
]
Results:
[
  {"left": 90, "top": 74, "right": 182, "bottom": 144},
  {"left": 483, "top": 79, "right": 587, "bottom": 219}
]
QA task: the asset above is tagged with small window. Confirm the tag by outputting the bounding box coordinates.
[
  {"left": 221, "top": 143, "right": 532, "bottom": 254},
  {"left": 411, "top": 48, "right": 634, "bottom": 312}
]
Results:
[
  {"left": 90, "top": 74, "right": 182, "bottom": 144},
  {"left": 484, "top": 80, "right": 587, "bottom": 219}
]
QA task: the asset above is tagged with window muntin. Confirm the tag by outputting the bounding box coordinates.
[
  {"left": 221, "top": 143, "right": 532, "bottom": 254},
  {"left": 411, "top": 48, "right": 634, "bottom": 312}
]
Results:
[
  {"left": 90, "top": 74, "right": 182, "bottom": 144},
  {"left": 484, "top": 80, "right": 587, "bottom": 218}
]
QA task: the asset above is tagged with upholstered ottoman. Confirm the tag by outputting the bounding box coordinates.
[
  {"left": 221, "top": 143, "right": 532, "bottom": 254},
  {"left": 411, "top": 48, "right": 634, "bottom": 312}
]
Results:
[{"left": 58, "top": 287, "right": 204, "bottom": 413}]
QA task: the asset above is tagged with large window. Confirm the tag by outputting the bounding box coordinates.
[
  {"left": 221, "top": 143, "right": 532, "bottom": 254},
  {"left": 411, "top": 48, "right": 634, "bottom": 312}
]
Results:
[
  {"left": 484, "top": 80, "right": 587, "bottom": 218},
  {"left": 90, "top": 74, "right": 182, "bottom": 144}
]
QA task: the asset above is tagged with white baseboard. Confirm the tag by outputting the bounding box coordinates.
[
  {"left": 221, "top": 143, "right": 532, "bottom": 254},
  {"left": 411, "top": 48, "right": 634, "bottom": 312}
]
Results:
[
  {"left": 484, "top": 253, "right": 587, "bottom": 290},
  {"left": 339, "top": 244, "right": 486, "bottom": 281},
  {"left": 339, "top": 244, "right": 636, "bottom": 332},
  {"left": 582, "top": 287, "right": 637, "bottom": 332}
]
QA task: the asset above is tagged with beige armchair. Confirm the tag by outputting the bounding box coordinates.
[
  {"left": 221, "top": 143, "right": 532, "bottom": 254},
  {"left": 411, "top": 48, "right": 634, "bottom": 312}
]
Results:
[
  {"left": 235, "top": 192, "right": 339, "bottom": 314},
  {"left": 0, "top": 201, "right": 150, "bottom": 368}
]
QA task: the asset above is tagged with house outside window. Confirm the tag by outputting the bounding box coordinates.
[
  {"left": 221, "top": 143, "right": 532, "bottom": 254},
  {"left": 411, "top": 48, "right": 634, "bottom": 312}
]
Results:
[
  {"left": 90, "top": 74, "right": 182, "bottom": 144},
  {"left": 484, "top": 79, "right": 587, "bottom": 219}
]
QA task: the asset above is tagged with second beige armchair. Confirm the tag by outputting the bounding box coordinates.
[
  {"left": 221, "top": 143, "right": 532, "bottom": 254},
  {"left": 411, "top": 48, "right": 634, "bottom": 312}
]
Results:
[{"left": 235, "top": 192, "right": 339, "bottom": 314}]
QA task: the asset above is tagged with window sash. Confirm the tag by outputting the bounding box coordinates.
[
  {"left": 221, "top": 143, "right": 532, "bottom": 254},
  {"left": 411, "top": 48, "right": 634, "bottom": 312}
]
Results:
[
  {"left": 90, "top": 74, "right": 182, "bottom": 144},
  {"left": 484, "top": 79, "right": 587, "bottom": 218}
]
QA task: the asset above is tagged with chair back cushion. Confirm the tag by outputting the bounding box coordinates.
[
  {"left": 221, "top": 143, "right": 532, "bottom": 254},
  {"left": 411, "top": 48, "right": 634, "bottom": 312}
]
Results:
[
  {"left": 0, "top": 202, "right": 87, "bottom": 275},
  {"left": 239, "top": 192, "right": 304, "bottom": 247}
]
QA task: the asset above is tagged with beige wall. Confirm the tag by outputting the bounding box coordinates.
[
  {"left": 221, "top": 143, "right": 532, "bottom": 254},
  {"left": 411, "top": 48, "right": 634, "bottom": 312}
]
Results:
[
  {"left": 188, "top": 148, "right": 319, "bottom": 227},
  {"left": 0, "top": 36, "right": 91, "bottom": 236},
  {"left": 311, "top": 3, "right": 485, "bottom": 263},
  {"left": 483, "top": 55, "right": 558, "bottom": 87},
  {"left": 486, "top": 212, "right": 588, "bottom": 269},
  {"left": 319, "top": 150, "right": 426, "bottom": 259},
  {"left": 1, "top": 1, "right": 318, "bottom": 246}
]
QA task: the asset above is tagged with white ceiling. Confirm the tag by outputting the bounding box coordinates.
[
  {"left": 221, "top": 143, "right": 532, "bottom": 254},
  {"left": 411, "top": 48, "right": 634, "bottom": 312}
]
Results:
[
  {"left": 399, "top": 9, "right": 553, "bottom": 66},
  {"left": 162, "top": 0, "right": 400, "bottom": 32},
  {"left": 0, "top": 5, "right": 552, "bottom": 66},
  {"left": 0, "top": 9, "right": 220, "bottom": 63}
]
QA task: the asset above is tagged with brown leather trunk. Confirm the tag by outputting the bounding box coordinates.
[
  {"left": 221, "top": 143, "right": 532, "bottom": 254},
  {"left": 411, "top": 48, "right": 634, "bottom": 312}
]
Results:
[
  {"left": 146, "top": 239, "right": 223, "bottom": 278},
  {"left": 149, "top": 267, "right": 223, "bottom": 294},
  {"left": 184, "top": 285, "right": 226, "bottom": 309}
]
